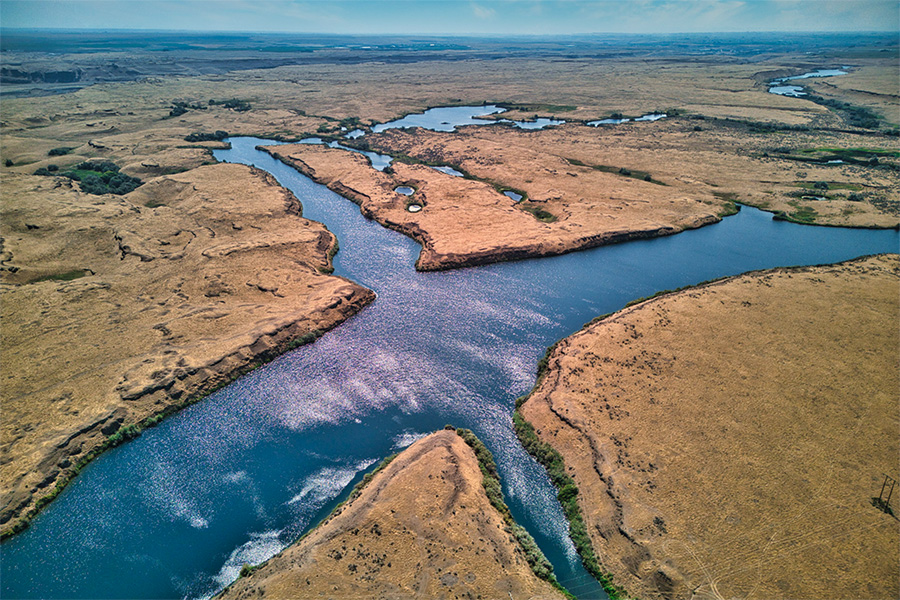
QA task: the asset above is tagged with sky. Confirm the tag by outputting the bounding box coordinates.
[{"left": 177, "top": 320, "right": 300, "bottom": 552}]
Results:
[{"left": 2, "top": 0, "right": 898, "bottom": 35}]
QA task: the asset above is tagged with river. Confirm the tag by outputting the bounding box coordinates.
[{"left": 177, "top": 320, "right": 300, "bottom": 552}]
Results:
[{"left": 1, "top": 136, "right": 896, "bottom": 600}]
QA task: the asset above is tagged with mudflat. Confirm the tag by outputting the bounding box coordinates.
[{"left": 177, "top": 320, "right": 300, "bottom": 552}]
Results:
[
  {"left": 219, "top": 429, "right": 564, "bottom": 600},
  {"left": 519, "top": 254, "right": 900, "bottom": 600},
  {"left": 0, "top": 163, "right": 374, "bottom": 537}
]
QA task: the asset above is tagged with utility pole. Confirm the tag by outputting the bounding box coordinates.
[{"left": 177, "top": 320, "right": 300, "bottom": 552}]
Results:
[{"left": 874, "top": 474, "right": 896, "bottom": 514}]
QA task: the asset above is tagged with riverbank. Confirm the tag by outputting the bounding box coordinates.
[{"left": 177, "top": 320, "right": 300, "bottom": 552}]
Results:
[
  {"left": 263, "top": 143, "right": 725, "bottom": 271},
  {"left": 517, "top": 254, "right": 900, "bottom": 599},
  {"left": 0, "top": 163, "right": 375, "bottom": 539},
  {"left": 364, "top": 120, "right": 898, "bottom": 231},
  {"left": 218, "top": 428, "right": 567, "bottom": 599}
]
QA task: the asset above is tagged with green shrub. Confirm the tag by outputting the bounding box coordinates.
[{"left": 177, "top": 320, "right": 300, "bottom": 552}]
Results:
[
  {"left": 48, "top": 147, "right": 74, "bottom": 156},
  {"left": 513, "top": 409, "right": 629, "bottom": 599},
  {"left": 453, "top": 427, "right": 573, "bottom": 598},
  {"left": 239, "top": 564, "right": 256, "bottom": 578},
  {"left": 185, "top": 131, "right": 229, "bottom": 142},
  {"left": 5, "top": 159, "right": 13, "bottom": 167}
]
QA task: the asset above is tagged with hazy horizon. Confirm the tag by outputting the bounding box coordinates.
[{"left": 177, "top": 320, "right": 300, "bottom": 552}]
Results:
[{"left": 3, "top": 0, "right": 898, "bottom": 36}]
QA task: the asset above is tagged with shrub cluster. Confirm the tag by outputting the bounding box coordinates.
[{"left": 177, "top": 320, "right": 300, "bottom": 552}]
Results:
[
  {"left": 184, "top": 130, "right": 229, "bottom": 142},
  {"left": 453, "top": 426, "right": 572, "bottom": 598},
  {"left": 33, "top": 160, "right": 144, "bottom": 195},
  {"left": 77, "top": 171, "right": 143, "bottom": 195},
  {"left": 513, "top": 409, "right": 629, "bottom": 600},
  {"left": 48, "top": 147, "right": 74, "bottom": 156},
  {"left": 210, "top": 98, "right": 251, "bottom": 112}
]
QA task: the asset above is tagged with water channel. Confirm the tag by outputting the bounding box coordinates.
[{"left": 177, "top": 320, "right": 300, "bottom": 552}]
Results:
[{"left": 2, "top": 131, "right": 897, "bottom": 599}]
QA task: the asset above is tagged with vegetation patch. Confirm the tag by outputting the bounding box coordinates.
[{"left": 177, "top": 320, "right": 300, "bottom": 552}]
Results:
[
  {"left": 519, "top": 201, "right": 557, "bottom": 223},
  {"left": 802, "top": 93, "right": 883, "bottom": 129},
  {"left": 774, "top": 202, "right": 819, "bottom": 224},
  {"left": 210, "top": 98, "right": 251, "bottom": 112},
  {"left": 512, "top": 409, "right": 628, "bottom": 600},
  {"left": 800, "top": 147, "right": 900, "bottom": 158},
  {"left": 711, "top": 191, "right": 741, "bottom": 216},
  {"left": 185, "top": 130, "right": 229, "bottom": 142},
  {"left": 566, "top": 158, "right": 665, "bottom": 185},
  {"left": 34, "top": 160, "right": 143, "bottom": 195},
  {"left": 451, "top": 426, "right": 574, "bottom": 599},
  {"left": 48, "top": 147, "right": 75, "bottom": 156},
  {"left": 794, "top": 181, "right": 862, "bottom": 191},
  {"left": 32, "top": 270, "right": 88, "bottom": 283},
  {"left": 497, "top": 102, "right": 578, "bottom": 113}
]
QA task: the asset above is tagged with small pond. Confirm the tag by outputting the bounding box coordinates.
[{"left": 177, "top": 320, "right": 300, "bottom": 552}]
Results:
[
  {"left": 768, "top": 68, "right": 848, "bottom": 96},
  {"left": 372, "top": 105, "right": 506, "bottom": 132},
  {"left": 395, "top": 186, "right": 415, "bottom": 196},
  {"left": 587, "top": 113, "right": 667, "bottom": 126},
  {"left": 500, "top": 117, "right": 566, "bottom": 130},
  {"left": 431, "top": 165, "right": 464, "bottom": 177}
]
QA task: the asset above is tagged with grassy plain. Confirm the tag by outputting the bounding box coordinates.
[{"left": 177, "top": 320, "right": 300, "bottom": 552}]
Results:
[
  {"left": 364, "top": 119, "right": 898, "bottom": 230},
  {"left": 218, "top": 429, "right": 565, "bottom": 600},
  {"left": 266, "top": 141, "right": 723, "bottom": 270},
  {"left": 0, "top": 163, "right": 374, "bottom": 537},
  {"left": 519, "top": 254, "right": 900, "bottom": 600},
  {"left": 1, "top": 29, "right": 898, "bottom": 564}
]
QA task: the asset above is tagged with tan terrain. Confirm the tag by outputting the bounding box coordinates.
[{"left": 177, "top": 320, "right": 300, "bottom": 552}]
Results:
[
  {"left": 0, "top": 163, "right": 375, "bottom": 537},
  {"left": 219, "top": 429, "right": 565, "bottom": 600},
  {"left": 365, "top": 121, "right": 898, "bottom": 231},
  {"left": 519, "top": 254, "right": 900, "bottom": 600},
  {"left": 266, "top": 142, "right": 727, "bottom": 270},
  {"left": 1, "top": 36, "right": 897, "bottom": 538}
]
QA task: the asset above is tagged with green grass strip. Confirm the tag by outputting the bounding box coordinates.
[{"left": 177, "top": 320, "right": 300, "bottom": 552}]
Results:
[{"left": 451, "top": 426, "right": 576, "bottom": 600}]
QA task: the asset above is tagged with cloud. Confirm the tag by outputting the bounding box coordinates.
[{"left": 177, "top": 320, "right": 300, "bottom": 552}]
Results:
[{"left": 472, "top": 2, "right": 497, "bottom": 19}]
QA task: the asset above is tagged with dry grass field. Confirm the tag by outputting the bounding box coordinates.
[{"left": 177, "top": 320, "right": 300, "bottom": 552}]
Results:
[
  {"left": 365, "top": 119, "right": 897, "bottom": 231},
  {"left": 519, "top": 254, "right": 900, "bottom": 600},
  {"left": 0, "top": 164, "right": 374, "bottom": 537},
  {"left": 1, "top": 32, "right": 897, "bottom": 547},
  {"left": 219, "top": 429, "right": 564, "bottom": 600},
  {"left": 266, "top": 142, "right": 724, "bottom": 270}
]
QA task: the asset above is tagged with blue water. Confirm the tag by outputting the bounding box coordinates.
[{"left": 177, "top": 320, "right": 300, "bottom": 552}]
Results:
[
  {"left": 372, "top": 104, "right": 506, "bottom": 132},
  {"left": 2, "top": 136, "right": 896, "bottom": 600},
  {"left": 431, "top": 165, "right": 464, "bottom": 177},
  {"left": 768, "top": 68, "right": 847, "bottom": 96},
  {"left": 500, "top": 117, "right": 566, "bottom": 129},
  {"left": 588, "top": 113, "right": 666, "bottom": 126}
]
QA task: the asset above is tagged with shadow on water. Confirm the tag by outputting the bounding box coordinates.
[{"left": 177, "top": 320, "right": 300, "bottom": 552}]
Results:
[{"left": 1, "top": 136, "right": 896, "bottom": 600}]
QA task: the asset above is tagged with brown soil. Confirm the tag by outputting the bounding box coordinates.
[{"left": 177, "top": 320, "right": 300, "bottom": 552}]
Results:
[
  {"left": 266, "top": 142, "right": 725, "bottom": 270},
  {"left": 520, "top": 254, "right": 900, "bottom": 600},
  {"left": 0, "top": 164, "right": 375, "bottom": 537},
  {"left": 219, "top": 430, "right": 564, "bottom": 600}
]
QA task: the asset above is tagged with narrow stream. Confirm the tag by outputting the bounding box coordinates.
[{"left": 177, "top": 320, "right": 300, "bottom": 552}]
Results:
[{"left": 1, "top": 136, "right": 896, "bottom": 600}]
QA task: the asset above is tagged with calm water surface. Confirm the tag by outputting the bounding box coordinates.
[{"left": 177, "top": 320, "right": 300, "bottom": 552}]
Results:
[
  {"left": 768, "top": 68, "right": 848, "bottom": 96},
  {"left": 2, "top": 136, "right": 896, "bottom": 600}
]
